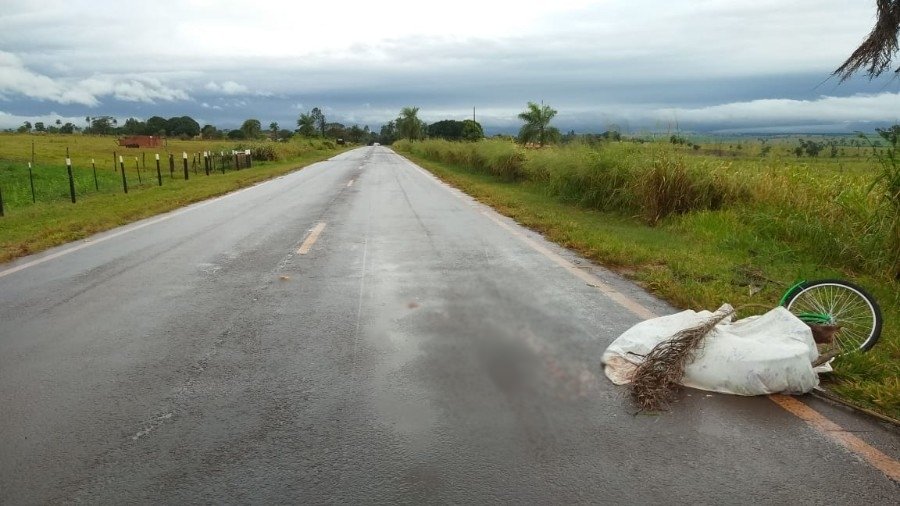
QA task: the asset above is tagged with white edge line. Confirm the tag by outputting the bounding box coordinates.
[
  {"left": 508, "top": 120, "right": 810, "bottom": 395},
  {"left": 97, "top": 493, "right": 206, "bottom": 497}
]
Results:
[
  {"left": 0, "top": 175, "right": 282, "bottom": 279},
  {"left": 405, "top": 162, "right": 657, "bottom": 320}
]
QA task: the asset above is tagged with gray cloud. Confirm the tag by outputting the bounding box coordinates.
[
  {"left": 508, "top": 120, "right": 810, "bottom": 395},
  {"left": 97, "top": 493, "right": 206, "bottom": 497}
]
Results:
[
  {"left": 0, "top": 1, "right": 896, "bottom": 133},
  {"left": 0, "top": 51, "right": 190, "bottom": 107},
  {"left": 0, "top": 51, "right": 98, "bottom": 106},
  {"left": 205, "top": 81, "right": 250, "bottom": 95}
]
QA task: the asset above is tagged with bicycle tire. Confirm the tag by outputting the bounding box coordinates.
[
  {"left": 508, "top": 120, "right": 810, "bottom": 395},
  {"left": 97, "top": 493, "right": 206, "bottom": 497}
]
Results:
[{"left": 781, "top": 279, "right": 882, "bottom": 353}]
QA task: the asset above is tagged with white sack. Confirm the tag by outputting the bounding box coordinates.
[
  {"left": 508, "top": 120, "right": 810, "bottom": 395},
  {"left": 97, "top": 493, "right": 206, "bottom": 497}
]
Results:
[{"left": 602, "top": 305, "right": 820, "bottom": 396}]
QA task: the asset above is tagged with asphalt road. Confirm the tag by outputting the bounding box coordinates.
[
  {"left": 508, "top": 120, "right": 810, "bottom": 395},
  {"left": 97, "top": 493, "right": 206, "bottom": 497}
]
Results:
[{"left": 1, "top": 146, "right": 897, "bottom": 503}]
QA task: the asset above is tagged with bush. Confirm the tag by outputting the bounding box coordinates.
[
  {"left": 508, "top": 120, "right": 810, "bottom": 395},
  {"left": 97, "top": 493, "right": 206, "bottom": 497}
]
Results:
[
  {"left": 395, "top": 138, "right": 894, "bottom": 281},
  {"left": 232, "top": 138, "right": 337, "bottom": 162},
  {"left": 634, "top": 151, "right": 744, "bottom": 225}
]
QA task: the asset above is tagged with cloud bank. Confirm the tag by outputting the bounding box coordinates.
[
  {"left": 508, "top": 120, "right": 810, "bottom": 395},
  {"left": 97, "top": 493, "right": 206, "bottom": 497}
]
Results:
[{"left": 0, "top": 1, "right": 897, "bottom": 132}]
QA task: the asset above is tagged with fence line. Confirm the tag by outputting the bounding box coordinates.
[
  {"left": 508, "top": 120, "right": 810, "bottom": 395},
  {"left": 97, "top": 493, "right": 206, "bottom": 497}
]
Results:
[{"left": 0, "top": 149, "right": 253, "bottom": 217}]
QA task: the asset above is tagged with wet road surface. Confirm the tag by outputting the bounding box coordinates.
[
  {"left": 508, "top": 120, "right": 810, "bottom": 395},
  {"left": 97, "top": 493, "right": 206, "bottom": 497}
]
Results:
[{"left": 1, "top": 146, "right": 897, "bottom": 503}]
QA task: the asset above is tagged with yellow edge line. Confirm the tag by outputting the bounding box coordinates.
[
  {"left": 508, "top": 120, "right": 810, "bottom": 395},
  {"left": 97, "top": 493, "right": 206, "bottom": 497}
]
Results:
[
  {"left": 404, "top": 154, "right": 900, "bottom": 483},
  {"left": 297, "top": 222, "right": 326, "bottom": 255},
  {"left": 769, "top": 394, "right": 900, "bottom": 481}
]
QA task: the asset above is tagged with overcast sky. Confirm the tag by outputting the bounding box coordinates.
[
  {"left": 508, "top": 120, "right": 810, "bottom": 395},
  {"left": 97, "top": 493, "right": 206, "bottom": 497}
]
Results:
[{"left": 1, "top": 0, "right": 898, "bottom": 134}]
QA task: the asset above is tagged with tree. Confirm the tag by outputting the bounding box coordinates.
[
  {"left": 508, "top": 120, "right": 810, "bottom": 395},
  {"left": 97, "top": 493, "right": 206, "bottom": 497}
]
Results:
[
  {"left": 90, "top": 116, "right": 115, "bottom": 135},
  {"left": 379, "top": 120, "right": 397, "bottom": 145},
  {"left": 146, "top": 116, "right": 167, "bottom": 136},
  {"left": 835, "top": 0, "right": 900, "bottom": 80},
  {"left": 428, "top": 119, "right": 465, "bottom": 140},
  {"left": 461, "top": 119, "right": 484, "bottom": 141},
  {"left": 17, "top": 121, "right": 31, "bottom": 133},
  {"left": 123, "top": 117, "right": 145, "bottom": 135},
  {"left": 34, "top": 122, "right": 45, "bottom": 132},
  {"left": 60, "top": 122, "right": 75, "bottom": 134},
  {"left": 517, "top": 101, "right": 560, "bottom": 147},
  {"left": 799, "top": 139, "right": 822, "bottom": 157},
  {"left": 240, "top": 119, "right": 262, "bottom": 139},
  {"left": 601, "top": 130, "right": 622, "bottom": 141},
  {"left": 346, "top": 124, "right": 365, "bottom": 143},
  {"left": 397, "top": 106, "right": 423, "bottom": 140},
  {"left": 297, "top": 113, "right": 317, "bottom": 137},
  {"left": 310, "top": 107, "right": 326, "bottom": 137},
  {"left": 426, "top": 119, "right": 482, "bottom": 141},
  {"left": 201, "top": 124, "right": 222, "bottom": 139},
  {"left": 324, "top": 122, "right": 347, "bottom": 139},
  {"left": 167, "top": 116, "right": 200, "bottom": 138},
  {"left": 269, "top": 122, "right": 279, "bottom": 140}
]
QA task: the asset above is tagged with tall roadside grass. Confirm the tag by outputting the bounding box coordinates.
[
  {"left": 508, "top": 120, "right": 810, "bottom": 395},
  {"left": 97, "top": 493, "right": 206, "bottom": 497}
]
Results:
[
  {"left": 395, "top": 138, "right": 897, "bottom": 281},
  {"left": 0, "top": 135, "right": 339, "bottom": 209},
  {"left": 0, "top": 135, "right": 347, "bottom": 262},
  {"left": 397, "top": 139, "right": 748, "bottom": 225}
]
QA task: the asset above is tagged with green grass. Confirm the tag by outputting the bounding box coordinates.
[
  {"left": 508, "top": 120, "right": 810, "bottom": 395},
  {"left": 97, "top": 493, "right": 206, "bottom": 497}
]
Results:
[
  {"left": 0, "top": 134, "right": 347, "bottom": 262},
  {"left": 396, "top": 140, "right": 899, "bottom": 419}
]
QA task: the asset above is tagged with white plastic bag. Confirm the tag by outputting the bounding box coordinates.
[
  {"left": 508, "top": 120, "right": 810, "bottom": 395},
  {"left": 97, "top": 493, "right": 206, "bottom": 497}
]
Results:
[{"left": 602, "top": 305, "right": 820, "bottom": 396}]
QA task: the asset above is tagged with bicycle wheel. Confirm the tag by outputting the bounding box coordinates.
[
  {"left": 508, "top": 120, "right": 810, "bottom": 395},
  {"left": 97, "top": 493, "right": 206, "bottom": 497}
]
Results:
[{"left": 782, "top": 279, "right": 882, "bottom": 352}]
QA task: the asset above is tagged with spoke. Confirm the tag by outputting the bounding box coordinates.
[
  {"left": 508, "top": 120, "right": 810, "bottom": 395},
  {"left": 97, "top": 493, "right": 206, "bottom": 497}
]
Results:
[{"left": 788, "top": 283, "right": 877, "bottom": 352}]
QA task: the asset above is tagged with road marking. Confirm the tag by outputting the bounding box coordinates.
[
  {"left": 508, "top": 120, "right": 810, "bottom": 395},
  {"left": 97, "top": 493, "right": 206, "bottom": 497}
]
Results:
[
  {"left": 347, "top": 179, "right": 354, "bottom": 187},
  {"left": 478, "top": 209, "right": 657, "bottom": 320},
  {"left": 0, "top": 175, "right": 288, "bottom": 279},
  {"left": 401, "top": 153, "right": 900, "bottom": 480},
  {"left": 406, "top": 161, "right": 656, "bottom": 320},
  {"left": 0, "top": 195, "right": 219, "bottom": 279},
  {"left": 769, "top": 394, "right": 900, "bottom": 482},
  {"left": 297, "top": 222, "right": 326, "bottom": 254}
]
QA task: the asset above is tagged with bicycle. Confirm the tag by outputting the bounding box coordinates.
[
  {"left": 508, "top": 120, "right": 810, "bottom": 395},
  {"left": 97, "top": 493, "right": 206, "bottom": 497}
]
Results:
[{"left": 779, "top": 279, "right": 883, "bottom": 355}]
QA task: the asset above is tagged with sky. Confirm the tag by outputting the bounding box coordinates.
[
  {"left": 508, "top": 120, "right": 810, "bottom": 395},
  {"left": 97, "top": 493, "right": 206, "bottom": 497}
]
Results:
[{"left": 1, "top": 0, "right": 898, "bottom": 134}]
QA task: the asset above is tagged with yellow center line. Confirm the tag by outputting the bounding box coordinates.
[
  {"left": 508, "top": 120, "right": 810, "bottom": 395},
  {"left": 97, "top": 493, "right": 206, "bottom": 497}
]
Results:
[
  {"left": 769, "top": 394, "right": 900, "bottom": 482},
  {"left": 297, "top": 222, "right": 326, "bottom": 255},
  {"left": 403, "top": 154, "right": 900, "bottom": 482}
]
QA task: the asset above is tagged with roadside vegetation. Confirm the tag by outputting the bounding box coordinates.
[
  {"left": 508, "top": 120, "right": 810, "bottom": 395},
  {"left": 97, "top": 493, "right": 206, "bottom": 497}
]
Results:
[
  {"left": 0, "top": 134, "right": 348, "bottom": 262},
  {"left": 394, "top": 134, "right": 900, "bottom": 419}
]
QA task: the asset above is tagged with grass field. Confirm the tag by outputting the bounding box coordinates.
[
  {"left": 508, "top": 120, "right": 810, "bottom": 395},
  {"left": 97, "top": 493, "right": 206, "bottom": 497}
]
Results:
[
  {"left": 0, "top": 133, "right": 346, "bottom": 262},
  {"left": 395, "top": 138, "right": 899, "bottom": 419}
]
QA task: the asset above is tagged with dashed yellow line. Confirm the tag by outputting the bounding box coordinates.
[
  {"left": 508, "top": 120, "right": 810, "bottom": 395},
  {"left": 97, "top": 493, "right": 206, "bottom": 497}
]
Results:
[{"left": 297, "top": 222, "right": 326, "bottom": 255}]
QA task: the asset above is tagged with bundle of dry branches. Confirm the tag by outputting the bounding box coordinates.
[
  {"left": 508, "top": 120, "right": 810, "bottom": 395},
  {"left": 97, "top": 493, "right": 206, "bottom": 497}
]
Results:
[
  {"left": 630, "top": 308, "right": 735, "bottom": 412},
  {"left": 835, "top": 0, "right": 900, "bottom": 81}
]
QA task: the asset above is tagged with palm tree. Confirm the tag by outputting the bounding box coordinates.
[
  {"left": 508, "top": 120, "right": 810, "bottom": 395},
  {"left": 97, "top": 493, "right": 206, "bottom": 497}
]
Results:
[
  {"left": 835, "top": 0, "right": 900, "bottom": 80},
  {"left": 517, "top": 101, "right": 559, "bottom": 147},
  {"left": 397, "top": 106, "right": 422, "bottom": 140},
  {"left": 297, "top": 113, "right": 316, "bottom": 137}
]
